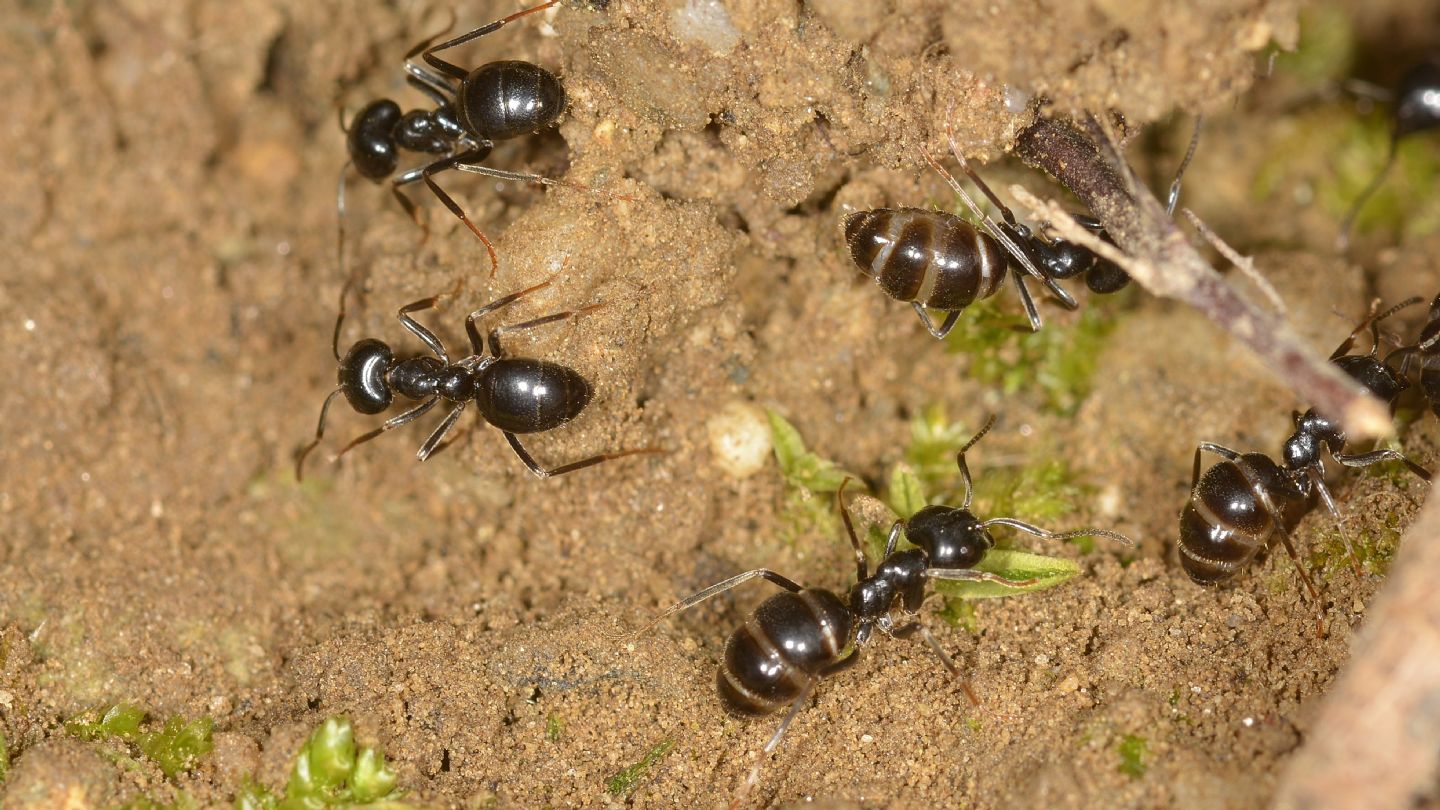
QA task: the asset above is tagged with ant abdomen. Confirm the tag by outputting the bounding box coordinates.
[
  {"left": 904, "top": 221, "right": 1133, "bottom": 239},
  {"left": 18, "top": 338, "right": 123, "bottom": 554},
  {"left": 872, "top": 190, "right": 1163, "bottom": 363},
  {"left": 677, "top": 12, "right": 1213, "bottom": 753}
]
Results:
[
  {"left": 474, "top": 358, "right": 592, "bottom": 434},
  {"left": 459, "top": 60, "right": 567, "bottom": 140},
  {"left": 1178, "top": 453, "right": 1313, "bottom": 585},
  {"left": 843, "top": 208, "right": 1007, "bottom": 312},
  {"left": 718, "top": 589, "right": 852, "bottom": 716}
]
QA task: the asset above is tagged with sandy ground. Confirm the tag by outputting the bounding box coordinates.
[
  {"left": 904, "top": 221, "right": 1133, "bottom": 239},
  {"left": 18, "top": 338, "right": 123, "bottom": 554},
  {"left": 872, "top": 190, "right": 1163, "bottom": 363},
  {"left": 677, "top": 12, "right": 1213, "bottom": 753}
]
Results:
[{"left": 2, "top": 0, "right": 1438, "bottom": 807}]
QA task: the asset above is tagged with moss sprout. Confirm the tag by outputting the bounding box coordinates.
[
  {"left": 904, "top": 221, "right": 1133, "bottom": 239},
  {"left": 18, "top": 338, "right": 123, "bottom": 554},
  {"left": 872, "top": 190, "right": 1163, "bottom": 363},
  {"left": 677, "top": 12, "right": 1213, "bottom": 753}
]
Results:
[
  {"left": 768, "top": 410, "right": 859, "bottom": 543},
  {"left": 64, "top": 704, "right": 213, "bottom": 778},
  {"left": 237, "top": 717, "right": 411, "bottom": 809},
  {"left": 544, "top": 715, "right": 564, "bottom": 743},
  {"left": 943, "top": 300, "right": 1118, "bottom": 415},
  {"left": 1117, "top": 734, "right": 1148, "bottom": 778},
  {"left": 605, "top": 739, "right": 674, "bottom": 796},
  {"left": 0, "top": 726, "right": 8, "bottom": 785}
]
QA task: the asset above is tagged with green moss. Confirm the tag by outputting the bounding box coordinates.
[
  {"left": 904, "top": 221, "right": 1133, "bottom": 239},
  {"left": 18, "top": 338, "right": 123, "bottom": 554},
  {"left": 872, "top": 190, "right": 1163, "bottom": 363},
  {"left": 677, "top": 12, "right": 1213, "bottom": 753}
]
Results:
[
  {"left": 1253, "top": 106, "right": 1440, "bottom": 243},
  {"left": 0, "top": 726, "right": 8, "bottom": 784},
  {"left": 1117, "top": 734, "right": 1148, "bottom": 778},
  {"left": 767, "top": 410, "right": 858, "bottom": 543},
  {"left": 1310, "top": 523, "right": 1402, "bottom": 578},
  {"left": 904, "top": 404, "right": 980, "bottom": 495},
  {"left": 268, "top": 717, "right": 403, "bottom": 809},
  {"left": 65, "top": 705, "right": 213, "bottom": 779},
  {"left": 943, "top": 300, "right": 1118, "bottom": 415},
  {"left": 605, "top": 740, "right": 674, "bottom": 796},
  {"left": 971, "top": 457, "right": 1085, "bottom": 528},
  {"left": 935, "top": 598, "right": 979, "bottom": 632},
  {"left": 65, "top": 703, "right": 146, "bottom": 740},
  {"left": 136, "top": 717, "right": 214, "bottom": 779},
  {"left": 544, "top": 715, "right": 563, "bottom": 743}
]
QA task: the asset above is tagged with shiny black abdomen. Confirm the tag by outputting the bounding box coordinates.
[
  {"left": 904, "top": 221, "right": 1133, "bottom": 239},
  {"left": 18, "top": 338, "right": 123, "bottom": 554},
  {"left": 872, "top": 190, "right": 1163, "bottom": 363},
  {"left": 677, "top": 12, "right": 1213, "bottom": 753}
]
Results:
[
  {"left": 474, "top": 358, "right": 591, "bottom": 433},
  {"left": 717, "top": 589, "right": 852, "bottom": 716},
  {"left": 338, "top": 339, "right": 395, "bottom": 414},
  {"left": 459, "top": 61, "right": 566, "bottom": 141},
  {"left": 348, "top": 100, "right": 403, "bottom": 180},
  {"left": 843, "top": 208, "right": 1006, "bottom": 311},
  {"left": 1179, "top": 454, "right": 1314, "bottom": 585}
]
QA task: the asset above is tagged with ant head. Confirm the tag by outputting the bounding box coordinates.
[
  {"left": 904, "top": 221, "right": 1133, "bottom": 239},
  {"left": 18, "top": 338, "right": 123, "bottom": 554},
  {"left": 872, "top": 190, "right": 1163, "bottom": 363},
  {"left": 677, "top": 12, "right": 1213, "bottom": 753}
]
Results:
[
  {"left": 1084, "top": 261, "right": 1131, "bottom": 294},
  {"left": 347, "top": 99, "right": 403, "bottom": 180},
  {"left": 905, "top": 505, "right": 992, "bottom": 569},
  {"left": 338, "top": 338, "right": 395, "bottom": 414},
  {"left": 1395, "top": 60, "right": 1440, "bottom": 141},
  {"left": 1040, "top": 238, "right": 1095, "bottom": 280},
  {"left": 460, "top": 61, "right": 566, "bottom": 141},
  {"left": 1335, "top": 354, "right": 1408, "bottom": 403}
]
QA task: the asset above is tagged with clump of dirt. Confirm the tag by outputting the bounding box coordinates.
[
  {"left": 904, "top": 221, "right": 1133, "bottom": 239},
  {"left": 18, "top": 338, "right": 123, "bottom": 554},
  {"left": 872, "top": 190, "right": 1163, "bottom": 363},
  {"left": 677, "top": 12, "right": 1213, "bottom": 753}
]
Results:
[{"left": 1, "top": 0, "right": 1435, "bottom": 808}]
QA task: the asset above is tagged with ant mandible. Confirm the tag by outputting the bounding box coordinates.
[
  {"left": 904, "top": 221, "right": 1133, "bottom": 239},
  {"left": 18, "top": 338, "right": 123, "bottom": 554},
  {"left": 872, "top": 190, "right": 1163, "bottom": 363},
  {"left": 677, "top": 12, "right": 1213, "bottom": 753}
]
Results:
[
  {"left": 646, "top": 416, "right": 1130, "bottom": 805},
  {"left": 295, "top": 272, "right": 658, "bottom": 480},
  {"left": 343, "top": 0, "right": 569, "bottom": 276}
]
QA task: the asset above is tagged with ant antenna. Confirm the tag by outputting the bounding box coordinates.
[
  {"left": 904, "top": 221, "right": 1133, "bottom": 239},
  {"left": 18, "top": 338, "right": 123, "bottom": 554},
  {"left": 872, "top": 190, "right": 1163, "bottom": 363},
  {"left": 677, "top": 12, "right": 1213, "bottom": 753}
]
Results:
[
  {"left": 955, "top": 414, "right": 997, "bottom": 510},
  {"left": 1166, "top": 114, "right": 1203, "bottom": 217}
]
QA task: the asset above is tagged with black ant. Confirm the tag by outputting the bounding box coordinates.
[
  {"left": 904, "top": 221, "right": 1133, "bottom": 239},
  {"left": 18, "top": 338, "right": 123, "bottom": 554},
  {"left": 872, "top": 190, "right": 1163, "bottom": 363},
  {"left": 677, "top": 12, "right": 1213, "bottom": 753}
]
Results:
[
  {"left": 646, "top": 416, "right": 1130, "bottom": 805},
  {"left": 1179, "top": 299, "right": 1432, "bottom": 595},
  {"left": 342, "top": 0, "right": 569, "bottom": 276},
  {"left": 1338, "top": 58, "right": 1440, "bottom": 249},
  {"left": 295, "top": 273, "right": 658, "bottom": 480},
  {"left": 1387, "top": 292, "right": 1440, "bottom": 418}
]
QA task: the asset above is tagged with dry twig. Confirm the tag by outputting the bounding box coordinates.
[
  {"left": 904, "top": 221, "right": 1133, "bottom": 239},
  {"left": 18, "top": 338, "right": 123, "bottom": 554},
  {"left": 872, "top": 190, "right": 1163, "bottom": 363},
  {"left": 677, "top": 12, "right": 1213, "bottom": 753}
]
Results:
[
  {"left": 1271, "top": 491, "right": 1440, "bottom": 809},
  {"left": 1010, "top": 117, "right": 1392, "bottom": 440}
]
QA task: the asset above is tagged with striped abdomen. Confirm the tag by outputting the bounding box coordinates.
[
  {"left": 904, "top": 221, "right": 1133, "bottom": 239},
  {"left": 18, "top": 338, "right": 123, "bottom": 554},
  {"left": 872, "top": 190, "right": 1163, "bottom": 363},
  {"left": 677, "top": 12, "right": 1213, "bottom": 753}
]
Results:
[
  {"left": 1178, "top": 454, "right": 1313, "bottom": 585},
  {"left": 843, "top": 208, "right": 1007, "bottom": 311},
  {"left": 717, "top": 589, "right": 853, "bottom": 716}
]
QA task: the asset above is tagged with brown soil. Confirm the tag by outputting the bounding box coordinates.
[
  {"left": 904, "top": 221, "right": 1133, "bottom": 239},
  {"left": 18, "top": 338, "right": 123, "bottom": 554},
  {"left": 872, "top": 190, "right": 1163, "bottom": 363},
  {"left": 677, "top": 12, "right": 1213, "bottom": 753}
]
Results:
[{"left": 1, "top": 0, "right": 1434, "bottom": 808}]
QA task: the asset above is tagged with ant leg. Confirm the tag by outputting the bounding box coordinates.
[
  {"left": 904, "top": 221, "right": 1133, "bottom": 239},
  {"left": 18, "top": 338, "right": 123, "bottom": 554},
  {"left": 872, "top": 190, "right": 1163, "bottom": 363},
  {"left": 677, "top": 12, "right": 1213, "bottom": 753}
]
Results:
[
  {"left": 836, "top": 477, "right": 881, "bottom": 581},
  {"left": 892, "top": 621, "right": 979, "bottom": 706},
  {"left": 1010, "top": 269, "right": 1045, "bottom": 332},
  {"left": 1248, "top": 480, "right": 1322, "bottom": 602},
  {"left": 418, "top": 150, "right": 502, "bottom": 277},
  {"left": 731, "top": 678, "right": 816, "bottom": 810},
  {"left": 296, "top": 388, "right": 343, "bottom": 482},
  {"left": 1193, "top": 441, "right": 1243, "bottom": 489},
  {"left": 463, "top": 274, "right": 562, "bottom": 355},
  {"left": 955, "top": 414, "right": 997, "bottom": 510},
  {"left": 641, "top": 568, "right": 804, "bottom": 636},
  {"left": 981, "top": 517, "right": 1134, "bottom": 546},
  {"left": 334, "top": 397, "right": 440, "bottom": 461},
  {"left": 1308, "top": 471, "right": 1364, "bottom": 576},
  {"left": 925, "top": 567, "right": 1045, "bottom": 588},
  {"left": 406, "top": 74, "right": 452, "bottom": 107},
  {"left": 333, "top": 163, "right": 357, "bottom": 361},
  {"left": 396, "top": 278, "right": 464, "bottom": 363},
  {"left": 422, "top": 0, "right": 560, "bottom": 80},
  {"left": 910, "top": 303, "right": 962, "bottom": 339},
  {"left": 1335, "top": 447, "right": 1432, "bottom": 481},
  {"left": 389, "top": 183, "right": 431, "bottom": 242},
  {"left": 502, "top": 432, "right": 662, "bottom": 479},
  {"left": 403, "top": 8, "right": 459, "bottom": 93},
  {"left": 486, "top": 302, "right": 606, "bottom": 358},
  {"left": 417, "top": 402, "right": 468, "bottom": 461},
  {"left": 1165, "top": 114, "right": 1203, "bottom": 217},
  {"left": 1338, "top": 138, "right": 1399, "bottom": 251}
]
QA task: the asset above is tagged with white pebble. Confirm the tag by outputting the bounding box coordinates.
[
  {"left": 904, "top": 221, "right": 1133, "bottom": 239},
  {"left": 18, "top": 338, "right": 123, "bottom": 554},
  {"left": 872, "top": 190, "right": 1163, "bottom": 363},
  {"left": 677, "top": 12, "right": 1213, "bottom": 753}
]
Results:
[{"left": 707, "top": 401, "right": 772, "bottom": 479}]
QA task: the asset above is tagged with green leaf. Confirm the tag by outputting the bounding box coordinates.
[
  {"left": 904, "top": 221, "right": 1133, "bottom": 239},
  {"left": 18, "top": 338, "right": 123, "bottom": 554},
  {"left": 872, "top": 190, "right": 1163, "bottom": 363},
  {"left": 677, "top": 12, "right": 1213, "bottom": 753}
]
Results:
[
  {"left": 884, "top": 463, "right": 928, "bottom": 519},
  {"left": 930, "top": 548, "right": 1079, "bottom": 600},
  {"left": 766, "top": 411, "right": 854, "bottom": 492},
  {"left": 65, "top": 703, "right": 146, "bottom": 740},
  {"left": 305, "top": 718, "right": 357, "bottom": 791},
  {"left": 0, "top": 726, "right": 8, "bottom": 784},
  {"left": 605, "top": 740, "right": 674, "bottom": 796},
  {"left": 1117, "top": 734, "right": 1148, "bottom": 778},
  {"left": 235, "top": 779, "right": 279, "bottom": 810}
]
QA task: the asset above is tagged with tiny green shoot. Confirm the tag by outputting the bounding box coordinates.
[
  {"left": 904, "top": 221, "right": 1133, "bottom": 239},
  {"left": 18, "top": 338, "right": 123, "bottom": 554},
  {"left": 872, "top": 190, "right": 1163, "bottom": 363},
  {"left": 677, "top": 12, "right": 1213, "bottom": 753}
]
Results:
[
  {"left": 544, "top": 715, "right": 564, "bottom": 743},
  {"left": 605, "top": 740, "right": 674, "bottom": 796},
  {"left": 767, "top": 410, "right": 855, "bottom": 492},
  {"left": 0, "top": 726, "right": 8, "bottom": 784},
  {"left": 64, "top": 704, "right": 213, "bottom": 779},
  {"left": 1117, "top": 734, "right": 1148, "bottom": 778}
]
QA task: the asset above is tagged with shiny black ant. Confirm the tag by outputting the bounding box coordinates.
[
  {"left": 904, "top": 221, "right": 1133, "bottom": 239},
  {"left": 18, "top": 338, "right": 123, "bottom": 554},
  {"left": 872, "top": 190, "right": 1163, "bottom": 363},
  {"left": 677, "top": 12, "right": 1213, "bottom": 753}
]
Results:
[
  {"left": 1387, "top": 292, "right": 1440, "bottom": 418},
  {"left": 1339, "top": 58, "right": 1440, "bottom": 249},
  {"left": 646, "top": 416, "right": 1130, "bottom": 804},
  {"left": 1179, "top": 299, "right": 1432, "bottom": 595},
  {"left": 295, "top": 274, "right": 658, "bottom": 480},
  {"left": 342, "top": 0, "right": 568, "bottom": 275}
]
